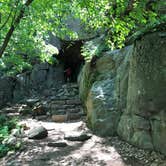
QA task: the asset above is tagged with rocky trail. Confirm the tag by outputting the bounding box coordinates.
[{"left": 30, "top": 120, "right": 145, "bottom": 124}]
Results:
[{"left": 0, "top": 83, "right": 166, "bottom": 166}]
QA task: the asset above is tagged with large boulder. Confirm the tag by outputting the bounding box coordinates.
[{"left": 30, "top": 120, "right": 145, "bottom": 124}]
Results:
[
  {"left": 45, "top": 64, "right": 64, "bottom": 89},
  {"left": 79, "top": 31, "right": 166, "bottom": 155},
  {"left": 30, "top": 63, "right": 64, "bottom": 91},
  {"left": 30, "top": 63, "right": 48, "bottom": 89},
  {"left": 80, "top": 46, "right": 133, "bottom": 136},
  {"left": 118, "top": 32, "right": 166, "bottom": 154},
  {"left": 12, "top": 63, "right": 65, "bottom": 102},
  {"left": 86, "top": 79, "right": 120, "bottom": 136}
]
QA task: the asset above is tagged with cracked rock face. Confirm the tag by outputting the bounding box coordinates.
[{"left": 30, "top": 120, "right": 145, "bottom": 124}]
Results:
[
  {"left": 118, "top": 32, "right": 166, "bottom": 155},
  {"left": 79, "top": 45, "right": 133, "bottom": 136},
  {"left": 79, "top": 31, "right": 166, "bottom": 156}
]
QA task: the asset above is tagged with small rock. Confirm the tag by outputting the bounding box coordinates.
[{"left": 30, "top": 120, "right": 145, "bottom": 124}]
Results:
[
  {"left": 2, "top": 136, "right": 17, "bottom": 145},
  {"left": 28, "top": 126, "right": 48, "bottom": 139},
  {"left": 26, "top": 98, "right": 39, "bottom": 107},
  {"left": 7, "top": 151, "right": 15, "bottom": 156},
  {"left": 47, "top": 142, "right": 68, "bottom": 147},
  {"left": 64, "top": 133, "right": 92, "bottom": 142}
]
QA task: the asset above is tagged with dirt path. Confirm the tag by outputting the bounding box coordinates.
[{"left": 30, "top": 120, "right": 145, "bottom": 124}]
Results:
[
  {"left": 1, "top": 117, "right": 166, "bottom": 166},
  {"left": 0, "top": 118, "right": 125, "bottom": 166}
]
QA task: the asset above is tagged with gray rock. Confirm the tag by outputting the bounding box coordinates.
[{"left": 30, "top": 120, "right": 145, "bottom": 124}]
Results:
[
  {"left": 64, "top": 133, "right": 92, "bottom": 141},
  {"left": 131, "top": 131, "right": 153, "bottom": 150},
  {"left": 2, "top": 136, "right": 17, "bottom": 145},
  {"left": 13, "top": 72, "right": 31, "bottom": 102},
  {"left": 28, "top": 126, "right": 48, "bottom": 139},
  {"left": 132, "top": 115, "right": 150, "bottom": 131},
  {"left": 79, "top": 45, "right": 132, "bottom": 136},
  {"left": 11, "top": 128, "right": 24, "bottom": 138},
  {"left": 86, "top": 79, "right": 120, "bottom": 136},
  {"left": 30, "top": 64, "right": 47, "bottom": 88},
  {"left": 127, "top": 32, "right": 166, "bottom": 153},
  {"left": 47, "top": 142, "right": 68, "bottom": 147},
  {"left": 12, "top": 63, "right": 65, "bottom": 103},
  {"left": 151, "top": 118, "right": 166, "bottom": 155},
  {"left": 18, "top": 105, "right": 31, "bottom": 115},
  {"left": 79, "top": 31, "right": 166, "bottom": 155},
  {"left": 118, "top": 32, "right": 166, "bottom": 155},
  {"left": 0, "top": 76, "right": 15, "bottom": 107},
  {"left": 117, "top": 114, "right": 133, "bottom": 142},
  {"left": 78, "top": 62, "right": 94, "bottom": 105},
  {"left": 26, "top": 98, "right": 39, "bottom": 107}
]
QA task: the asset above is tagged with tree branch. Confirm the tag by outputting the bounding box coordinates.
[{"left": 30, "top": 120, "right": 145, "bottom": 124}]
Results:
[
  {"left": 0, "top": 0, "right": 34, "bottom": 57},
  {"left": 0, "top": 7, "right": 13, "bottom": 31}
]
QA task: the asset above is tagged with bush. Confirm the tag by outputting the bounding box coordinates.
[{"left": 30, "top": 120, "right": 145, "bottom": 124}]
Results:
[
  {"left": 0, "top": 54, "right": 32, "bottom": 76},
  {"left": 0, "top": 115, "right": 20, "bottom": 158}
]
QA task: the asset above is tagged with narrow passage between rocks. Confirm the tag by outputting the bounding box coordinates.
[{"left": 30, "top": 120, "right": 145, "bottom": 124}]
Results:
[{"left": 0, "top": 83, "right": 165, "bottom": 166}]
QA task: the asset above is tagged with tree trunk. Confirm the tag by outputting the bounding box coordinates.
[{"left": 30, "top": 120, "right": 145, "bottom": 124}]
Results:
[{"left": 0, "top": 0, "right": 34, "bottom": 57}]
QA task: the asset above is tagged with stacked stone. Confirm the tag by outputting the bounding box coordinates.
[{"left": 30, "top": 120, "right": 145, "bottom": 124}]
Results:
[{"left": 47, "top": 83, "right": 84, "bottom": 122}]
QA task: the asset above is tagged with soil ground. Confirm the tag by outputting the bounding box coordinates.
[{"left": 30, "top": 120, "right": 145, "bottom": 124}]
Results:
[{"left": 0, "top": 117, "right": 166, "bottom": 166}]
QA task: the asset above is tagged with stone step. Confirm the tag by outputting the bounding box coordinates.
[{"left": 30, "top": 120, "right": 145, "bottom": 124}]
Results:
[
  {"left": 62, "top": 84, "right": 78, "bottom": 89},
  {"left": 51, "top": 100, "right": 66, "bottom": 105},
  {"left": 67, "top": 113, "right": 84, "bottom": 121},
  {"left": 50, "top": 99, "right": 81, "bottom": 105},
  {"left": 52, "top": 114, "right": 67, "bottom": 122},
  {"left": 1, "top": 105, "right": 29, "bottom": 113},
  {"left": 1, "top": 107, "right": 18, "bottom": 113},
  {"left": 65, "top": 99, "right": 81, "bottom": 105},
  {"left": 51, "top": 112, "right": 85, "bottom": 122},
  {"left": 66, "top": 108, "right": 83, "bottom": 114},
  {"left": 50, "top": 96, "right": 80, "bottom": 100},
  {"left": 51, "top": 108, "right": 82, "bottom": 115},
  {"left": 50, "top": 104, "right": 82, "bottom": 110}
]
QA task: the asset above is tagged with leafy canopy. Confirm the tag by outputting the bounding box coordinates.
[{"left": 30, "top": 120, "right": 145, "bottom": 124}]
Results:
[{"left": 0, "top": 0, "right": 165, "bottom": 68}]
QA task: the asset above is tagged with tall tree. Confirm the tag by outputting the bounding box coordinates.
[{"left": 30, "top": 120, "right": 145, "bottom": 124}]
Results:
[{"left": 0, "top": 0, "right": 34, "bottom": 57}]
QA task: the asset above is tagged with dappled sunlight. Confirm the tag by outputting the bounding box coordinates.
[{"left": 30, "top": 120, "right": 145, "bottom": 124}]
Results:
[
  {"left": 1, "top": 117, "right": 128, "bottom": 166},
  {"left": 71, "top": 135, "right": 127, "bottom": 166},
  {"left": 19, "top": 118, "right": 86, "bottom": 133},
  {"left": 1, "top": 108, "right": 166, "bottom": 166}
]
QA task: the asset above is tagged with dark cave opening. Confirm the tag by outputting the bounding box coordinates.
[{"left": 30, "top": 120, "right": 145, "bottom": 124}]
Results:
[{"left": 56, "top": 40, "right": 85, "bottom": 82}]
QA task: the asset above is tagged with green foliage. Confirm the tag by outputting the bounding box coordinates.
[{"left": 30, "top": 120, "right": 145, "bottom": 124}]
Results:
[
  {"left": 0, "top": 115, "right": 19, "bottom": 158},
  {"left": 81, "top": 35, "right": 109, "bottom": 61},
  {"left": 0, "top": 0, "right": 165, "bottom": 70},
  {"left": 0, "top": 54, "right": 32, "bottom": 76},
  {"left": 74, "top": 0, "right": 165, "bottom": 49},
  {"left": 0, "top": 144, "right": 9, "bottom": 158}
]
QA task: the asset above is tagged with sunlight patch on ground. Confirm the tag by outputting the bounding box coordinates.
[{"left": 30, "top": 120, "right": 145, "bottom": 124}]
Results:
[
  {"left": 71, "top": 135, "right": 126, "bottom": 166},
  {"left": 0, "top": 118, "right": 128, "bottom": 166}
]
